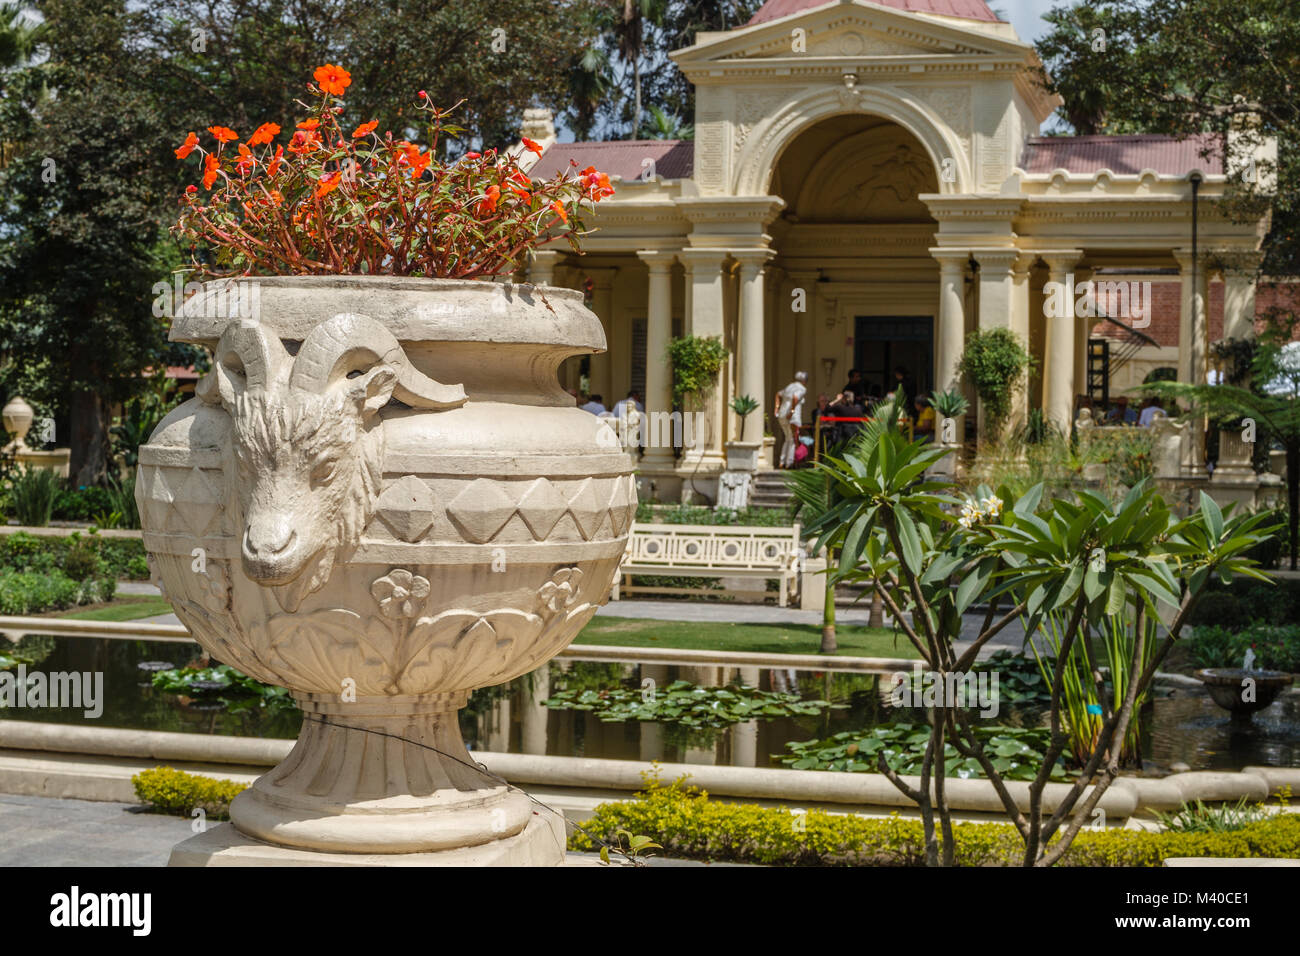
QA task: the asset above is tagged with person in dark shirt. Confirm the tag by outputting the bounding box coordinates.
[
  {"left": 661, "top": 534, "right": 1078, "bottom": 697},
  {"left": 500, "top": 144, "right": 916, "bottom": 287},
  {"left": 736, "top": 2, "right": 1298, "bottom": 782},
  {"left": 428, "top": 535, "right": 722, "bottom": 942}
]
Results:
[
  {"left": 893, "top": 365, "right": 916, "bottom": 406},
  {"left": 840, "top": 368, "right": 864, "bottom": 399}
]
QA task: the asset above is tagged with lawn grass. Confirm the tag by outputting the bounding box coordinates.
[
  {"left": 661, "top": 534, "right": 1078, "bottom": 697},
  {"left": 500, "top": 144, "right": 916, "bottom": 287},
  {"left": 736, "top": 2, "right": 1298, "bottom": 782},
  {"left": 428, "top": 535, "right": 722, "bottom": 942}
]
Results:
[
  {"left": 57, "top": 598, "right": 175, "bottom": 622},
  {"left": 574, "top": 615, "right": 921, "bottom": 658}
]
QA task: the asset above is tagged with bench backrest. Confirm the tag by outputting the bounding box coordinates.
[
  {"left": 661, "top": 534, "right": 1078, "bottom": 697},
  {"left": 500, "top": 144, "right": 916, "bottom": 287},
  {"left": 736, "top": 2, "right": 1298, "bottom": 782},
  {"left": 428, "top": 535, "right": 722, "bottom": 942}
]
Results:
[{"left": 624, "top": 522, "right": 801, "bottom": 571}]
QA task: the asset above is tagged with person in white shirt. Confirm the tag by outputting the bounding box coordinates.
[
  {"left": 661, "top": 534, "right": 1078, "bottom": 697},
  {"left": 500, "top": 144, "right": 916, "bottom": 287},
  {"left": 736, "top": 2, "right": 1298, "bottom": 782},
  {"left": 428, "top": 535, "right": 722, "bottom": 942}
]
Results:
[
  {"left": 1137, "top": 397, "right": 1166, "bottom": 427},
  {"left": 614, "top": 390, "right": 644, "bottom": 418},
  {"left": 773, "top": 371, "right": 808, "bottom": 468},
  {"left": 580, "top": 393, "right": 607, "bottom": 415}
]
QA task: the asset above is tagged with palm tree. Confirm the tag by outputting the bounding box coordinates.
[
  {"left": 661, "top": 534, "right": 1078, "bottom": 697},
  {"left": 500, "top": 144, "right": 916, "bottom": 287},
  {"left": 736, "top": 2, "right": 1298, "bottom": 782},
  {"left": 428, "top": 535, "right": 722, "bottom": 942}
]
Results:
[
  {"left": 640, "top": 103, "right": 693, "bottom": 140},
  {"left": 0, "top": 3, "right": 45, "bottom": 70},
  {"left": 613, "top": 0, "right": 662, "bottom": 138}
]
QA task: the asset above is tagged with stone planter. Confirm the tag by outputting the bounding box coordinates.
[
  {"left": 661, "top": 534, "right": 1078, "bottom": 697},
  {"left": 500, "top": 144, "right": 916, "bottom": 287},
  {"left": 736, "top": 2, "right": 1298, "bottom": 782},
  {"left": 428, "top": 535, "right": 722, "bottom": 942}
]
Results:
[
  {"left": 2, "top": 395, "right": 34, "bottom": 451},
  {"left": 1195, "top": 668, "right": 1292, "bottom": 720},
  {"left": 724, "top": 440, "right": 762, "bottom": 473},
  {"left": 137, "top": 276, "right": 635, "bottom": 862}
]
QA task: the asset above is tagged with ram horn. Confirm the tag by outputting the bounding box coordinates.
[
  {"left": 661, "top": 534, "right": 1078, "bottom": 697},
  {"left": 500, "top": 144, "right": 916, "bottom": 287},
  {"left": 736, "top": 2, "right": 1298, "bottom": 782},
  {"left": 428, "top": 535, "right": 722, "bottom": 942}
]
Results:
[
  {"left": 289, "top": 312, "right": 467, "bottom": 409},
  {"left": 212, "top": 321, "right": 283, "bottom": 406}
]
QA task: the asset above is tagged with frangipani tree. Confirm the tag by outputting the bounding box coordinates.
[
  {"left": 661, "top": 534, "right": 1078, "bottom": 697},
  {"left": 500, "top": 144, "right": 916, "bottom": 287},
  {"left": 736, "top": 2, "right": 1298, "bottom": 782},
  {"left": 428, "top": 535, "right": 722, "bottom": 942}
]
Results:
[{"left": 806, "top": 431, "right": 1277, "bottom": 866}]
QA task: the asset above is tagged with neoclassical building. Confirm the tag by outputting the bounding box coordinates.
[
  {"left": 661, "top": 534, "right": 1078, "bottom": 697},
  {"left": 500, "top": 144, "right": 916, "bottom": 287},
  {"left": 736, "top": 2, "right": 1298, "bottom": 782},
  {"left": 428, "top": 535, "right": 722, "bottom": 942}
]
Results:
[{"left": 520, "top": 0, "right": 1276, "bottom": 502}]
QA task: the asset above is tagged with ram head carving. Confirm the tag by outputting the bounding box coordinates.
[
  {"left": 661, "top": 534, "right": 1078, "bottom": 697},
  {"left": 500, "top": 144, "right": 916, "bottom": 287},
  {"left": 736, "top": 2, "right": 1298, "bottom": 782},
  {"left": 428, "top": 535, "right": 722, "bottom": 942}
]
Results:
[{"left": 201, "top": 312, "right": 465, "bottom": 611}]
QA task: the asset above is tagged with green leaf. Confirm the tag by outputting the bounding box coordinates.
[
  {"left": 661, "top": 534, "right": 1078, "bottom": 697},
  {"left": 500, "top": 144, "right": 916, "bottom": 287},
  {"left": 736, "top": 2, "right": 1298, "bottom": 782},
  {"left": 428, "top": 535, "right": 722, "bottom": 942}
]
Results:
[{"left": 894, "top": 509, "right": 924, "bottom": 574}]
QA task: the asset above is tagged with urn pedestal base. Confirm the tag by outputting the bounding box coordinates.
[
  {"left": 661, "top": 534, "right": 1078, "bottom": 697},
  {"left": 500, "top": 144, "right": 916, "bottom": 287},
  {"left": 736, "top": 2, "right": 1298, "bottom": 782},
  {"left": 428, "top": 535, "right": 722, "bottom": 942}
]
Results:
[
  {"left": 227, "top": 692, "right": 539, "bottom": 855},
  {"left": 169, "top": 815, "right": 566, "bottom": 867}
]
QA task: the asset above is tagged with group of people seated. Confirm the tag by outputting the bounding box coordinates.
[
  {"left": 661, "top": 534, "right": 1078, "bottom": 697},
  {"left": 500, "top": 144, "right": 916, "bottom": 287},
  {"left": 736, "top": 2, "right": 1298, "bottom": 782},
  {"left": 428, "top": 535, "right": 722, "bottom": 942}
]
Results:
[
  {"left": 568, "top": 389, "right": 644, "bottom": 419},
  {"left": 1079, "top": 394, "right": 1168, "bottom": 427}
]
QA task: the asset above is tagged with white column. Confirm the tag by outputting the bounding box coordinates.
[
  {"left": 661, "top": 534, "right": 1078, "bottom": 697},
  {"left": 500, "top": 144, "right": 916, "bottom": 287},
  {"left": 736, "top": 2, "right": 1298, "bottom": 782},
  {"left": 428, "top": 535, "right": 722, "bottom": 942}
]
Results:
[
  {"left": 734, "top": 250, "right": 773, "bottom": 444},
  {"left": 1175, "top": 250, "right": 1209, "bottom": 469},
  {"left": 1041, "top": 250, "right": 1083, "bottom": 432},
  {"left": 680, "top": 249, "right": 728, "bottom": 468},
  {"left": 1175, "top": 250, "right": 1210, "bottom": 386},
  {"left": 1222, "top": 256, "right": 1260, "bottom": 342},
  {"left": 637, "top": 250, "right": 676, "bottom": 469},
  {"left": 931, "top": 250, "right": 968, "bottom": 394},
  {"left": 529, "top": 249, "right": 560, "bottom": 287},
  {"left": 581, "top": 268, "right": 618, "bottom": 403}
]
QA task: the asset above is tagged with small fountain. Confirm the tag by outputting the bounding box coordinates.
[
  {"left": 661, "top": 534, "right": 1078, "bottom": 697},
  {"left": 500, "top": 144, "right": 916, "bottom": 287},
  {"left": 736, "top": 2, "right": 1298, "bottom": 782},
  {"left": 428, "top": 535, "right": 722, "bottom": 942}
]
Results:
[{"left": 1196, "top": 648, "right": 1293, "bottom": 721}]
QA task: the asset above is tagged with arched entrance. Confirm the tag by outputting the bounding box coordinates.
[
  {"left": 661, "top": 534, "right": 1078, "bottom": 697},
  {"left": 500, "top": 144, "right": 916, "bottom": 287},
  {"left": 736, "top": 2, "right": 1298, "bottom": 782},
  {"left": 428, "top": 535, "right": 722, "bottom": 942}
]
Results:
[{"left": 767, "top": 114, "right": 942, "bottom": 414}]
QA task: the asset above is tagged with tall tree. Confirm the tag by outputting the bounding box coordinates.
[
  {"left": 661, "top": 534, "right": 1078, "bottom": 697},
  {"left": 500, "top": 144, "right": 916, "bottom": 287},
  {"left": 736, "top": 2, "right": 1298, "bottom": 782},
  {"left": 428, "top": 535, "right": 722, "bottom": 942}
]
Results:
[
  {"left": 613, "top": 0, "right": 664, "bottom": 137},
  {"left": 1035, "top": 0, "right": 1300, "bottom": 277}
]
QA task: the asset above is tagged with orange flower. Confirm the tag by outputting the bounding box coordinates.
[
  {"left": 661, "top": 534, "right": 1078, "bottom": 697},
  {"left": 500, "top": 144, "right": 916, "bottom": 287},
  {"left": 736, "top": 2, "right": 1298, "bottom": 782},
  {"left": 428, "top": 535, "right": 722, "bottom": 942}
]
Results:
[
  {"left": 505, "top": 181, "right": 531, "bottom": 200},
  {"left": 314, "top": 170, "right": 342, "bottom": 198},
  {"left": 550, "top": 200, "right": 567, "bottom": 224},
  {"left": 408, "top": 150, "right": 431, "bottom": 179},
  {"left": 288, "top": 130, "right": 319, "bottom": 154},
  {"left": 476, "top": 184, "right": 500, "bottom": 215},
  {"left": 174, "top": 132, "right": 198, "bottom": 159},
  {"left": 202, "top": 154, "right": 220, "bottom": 189},
  {"left": 247, "top": 122, "right": 280, "bottom": 146},
  {"left": 207, "top": 125, "right": 238, "bottom": 143},
  {"left": 235, "top": 143, "right": 255, "bottom": 173},
  {"left": 352, "top": 119, "right": 378, "bottom": 139},
  {"left": 313, "top": 64, "right": 352, "bottom": 96},
  {"left": 521, "top": 136, "right": 543, "bottom": 156},
  {"left": 296, "top": 118, "right": 320, "bottom": 131},
  {"left": 266, "top": 145, "right": 284, "bottom": 176}
]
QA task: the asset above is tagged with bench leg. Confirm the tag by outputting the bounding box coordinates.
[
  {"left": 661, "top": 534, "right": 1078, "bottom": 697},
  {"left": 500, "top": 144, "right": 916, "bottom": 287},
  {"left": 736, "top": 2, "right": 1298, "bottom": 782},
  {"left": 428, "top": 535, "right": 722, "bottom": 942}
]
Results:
[
  {"left": 611, "top": 574, "right": 621, "bottom": 601},
  {"left": 779, "top": 576, "right": 788, "bottom": 608}
]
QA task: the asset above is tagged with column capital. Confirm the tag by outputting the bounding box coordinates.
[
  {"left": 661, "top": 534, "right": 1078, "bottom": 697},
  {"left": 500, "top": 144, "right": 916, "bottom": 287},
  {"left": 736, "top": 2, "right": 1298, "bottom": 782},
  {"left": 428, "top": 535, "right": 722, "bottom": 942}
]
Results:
[
  {"left": 970, "top": 247, "right": 1020, "bottom": 274},
  {"left": 1172, "top": 248, "right": 1210, "bottom": 272},
  {"left": 678, "top": 248, "right": 729, "bottom": 272},
  {"left": 529, "top": 248, "right": 562, "bottom": 264},
  {"left": 733, "top": 247, "right": 776, "bottom": 275},
  {"left": 636, "top": 249, "right": 677, "bottom": 273},
  {"left": 1037, "top": 249, "right": 1084, "bottom": 273},
  {"left": 929, "top": 247, "right": 971, "bottom": 270},
  {"left": 1214, "top": 248, "right": 1263, "bottom": 278}
]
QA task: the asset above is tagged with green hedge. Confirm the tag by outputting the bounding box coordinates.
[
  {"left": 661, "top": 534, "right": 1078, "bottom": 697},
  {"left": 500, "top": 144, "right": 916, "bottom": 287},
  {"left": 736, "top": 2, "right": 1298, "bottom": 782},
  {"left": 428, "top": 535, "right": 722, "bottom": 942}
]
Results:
[
  {"left": 132, "top": 766, "right": 248, "bottom": 820},
  {"left": 0, "top": 569, "right": 114, "bottom": 614},
  {"left": 0, "top": 531, "right": 149, "bottom": 581},
  {"left": 1184, "top": 623, "right": 1300, "bottom": 673},
  {"left": 1188, "top": 576, "right": 1300, "bottom": 630},
  {"left": 570, "top": 777, "right": 1300, "bottom": 867}
]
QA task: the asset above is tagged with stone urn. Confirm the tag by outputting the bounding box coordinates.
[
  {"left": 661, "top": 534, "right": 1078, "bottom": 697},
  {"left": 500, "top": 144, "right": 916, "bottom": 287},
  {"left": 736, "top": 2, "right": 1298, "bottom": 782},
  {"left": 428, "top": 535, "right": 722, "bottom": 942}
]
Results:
[
  {"left": 137, "top": 276, "right": 635, "bottom": 863},
  {"left": 1195, "top": 668, "right": 1293, "bottom": 720},
  {"left": 2, "top": 395, "right": 34, "bottom": 452}
]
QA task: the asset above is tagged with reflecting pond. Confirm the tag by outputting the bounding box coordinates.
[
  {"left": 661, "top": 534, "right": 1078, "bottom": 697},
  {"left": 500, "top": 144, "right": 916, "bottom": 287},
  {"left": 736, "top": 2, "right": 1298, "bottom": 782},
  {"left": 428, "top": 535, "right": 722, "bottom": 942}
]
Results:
[{"left": 2, "top": 633, "right": 1296, "bottom": 773}]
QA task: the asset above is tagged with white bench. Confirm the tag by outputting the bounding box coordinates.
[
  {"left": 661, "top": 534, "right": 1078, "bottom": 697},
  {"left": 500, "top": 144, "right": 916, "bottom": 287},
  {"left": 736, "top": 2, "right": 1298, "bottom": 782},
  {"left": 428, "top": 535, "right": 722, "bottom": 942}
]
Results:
[{"left": 611, "top": 522, "right": 802, "bottom": 607}]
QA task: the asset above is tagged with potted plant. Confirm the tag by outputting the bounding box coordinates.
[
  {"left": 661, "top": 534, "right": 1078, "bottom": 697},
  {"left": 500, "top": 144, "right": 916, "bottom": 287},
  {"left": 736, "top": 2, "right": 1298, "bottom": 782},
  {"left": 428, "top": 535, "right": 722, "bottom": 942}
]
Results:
[
  {"left": 927, "top": 388, "right": 970, "bottom": 477},
  {"left": 725, "top": 394, "right": 762, "bottom": 472},
  {"left": 139, "top": 66, "right": 630, "bottom": 864}
]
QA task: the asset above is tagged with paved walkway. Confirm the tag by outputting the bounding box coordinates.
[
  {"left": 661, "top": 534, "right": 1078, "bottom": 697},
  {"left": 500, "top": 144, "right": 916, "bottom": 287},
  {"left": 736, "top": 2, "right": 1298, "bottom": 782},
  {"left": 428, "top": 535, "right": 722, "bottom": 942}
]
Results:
[
  {"left": 0, "top": 793, "right": 192, "bottom": 866},
  {"left": 0, "top": 793, "right": 733, "bottom": 867}
]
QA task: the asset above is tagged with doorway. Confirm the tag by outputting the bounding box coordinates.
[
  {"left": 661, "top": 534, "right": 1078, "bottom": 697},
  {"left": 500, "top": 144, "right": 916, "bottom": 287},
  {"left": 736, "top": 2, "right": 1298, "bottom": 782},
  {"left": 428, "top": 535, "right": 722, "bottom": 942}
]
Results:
[{"left": 853, "top": 316, "right": 934, "bottom": 403}]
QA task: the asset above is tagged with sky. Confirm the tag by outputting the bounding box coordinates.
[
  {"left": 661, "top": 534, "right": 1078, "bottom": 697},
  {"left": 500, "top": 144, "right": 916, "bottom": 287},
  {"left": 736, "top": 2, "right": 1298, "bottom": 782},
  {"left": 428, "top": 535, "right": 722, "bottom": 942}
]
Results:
[{"left": 999, "top": 0, "right": 1065, "bottom": 45}]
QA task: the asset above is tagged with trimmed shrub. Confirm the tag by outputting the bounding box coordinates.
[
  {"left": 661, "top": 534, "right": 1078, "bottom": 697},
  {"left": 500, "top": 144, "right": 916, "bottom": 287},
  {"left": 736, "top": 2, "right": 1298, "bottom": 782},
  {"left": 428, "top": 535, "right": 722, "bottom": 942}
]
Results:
[
  {"left": 0, "top": 531, "right": 149, "bottom": 581},
  {"left": 1184, "top": 623, "right": 1300, "bottom": 673},
  {"left": 0, "top": 570, "right": 82, "bottom": 614},
  {"left": 570, "top": 776, "right": 1300, "bottom": 867},
  {"left": 132, "top": 766, "right": 248, "bottom": 820}
]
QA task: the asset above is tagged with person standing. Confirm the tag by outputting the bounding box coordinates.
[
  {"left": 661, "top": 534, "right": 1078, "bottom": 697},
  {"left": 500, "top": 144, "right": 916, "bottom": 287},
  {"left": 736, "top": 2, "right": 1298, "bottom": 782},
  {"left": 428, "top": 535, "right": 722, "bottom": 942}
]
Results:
[{"left": 774, "top": 371, "right": 808, "bottom": 468}]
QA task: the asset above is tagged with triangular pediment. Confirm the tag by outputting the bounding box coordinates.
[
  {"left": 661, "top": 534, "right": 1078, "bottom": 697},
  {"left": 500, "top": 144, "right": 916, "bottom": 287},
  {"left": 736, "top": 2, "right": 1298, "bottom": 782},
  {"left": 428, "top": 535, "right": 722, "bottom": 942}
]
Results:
[{"left": 673, "top": 0, "right": 1030, "bottom": 66}]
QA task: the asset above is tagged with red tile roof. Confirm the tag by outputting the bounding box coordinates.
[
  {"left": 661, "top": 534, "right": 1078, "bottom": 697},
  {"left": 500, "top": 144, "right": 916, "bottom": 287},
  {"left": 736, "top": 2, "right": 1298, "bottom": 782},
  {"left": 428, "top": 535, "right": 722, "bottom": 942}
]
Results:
[
  {"left": 531, "top": 140, "right": 694, "bottom": 182},
  {"left": 747, "top": 0, "right": 1001, "bottom": 26},
  {"left": 1020, "top": 134, "right": 1225, "bottom": 176}
]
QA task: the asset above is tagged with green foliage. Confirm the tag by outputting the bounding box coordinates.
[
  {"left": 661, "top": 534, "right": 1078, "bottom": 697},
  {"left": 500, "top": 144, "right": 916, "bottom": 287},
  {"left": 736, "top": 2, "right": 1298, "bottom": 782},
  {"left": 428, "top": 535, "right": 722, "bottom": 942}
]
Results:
[
  {"left": 1184, "top": 623, "right": 1300, "bottom": 672},
  {"left": 1189, "top": 573, "right": 1300, "bottom": 628},
  {"left": 974, "top": 649, "right": 1052, "bottom": 716},
  {"left": 52, "top": 484, "right": 114, "bottom": 522},
  {"left": 1154, "top": 798, "right": 1272, "bottom": 834},
  {"left": 151, "top": 663, "right": 296, "bottom": 716},
  {"left": 0, "top": 530, "right": 149, "bottom": 580},
  {"left": 110, "top": 373, "right": 179, "bottom": 470},
  {"left": 667, "top": 335, "right": 728, "bottom": 408},
  {"left": 569, "top": 775, "right": 1300, "bottom": 866},
  {"left": 0, "top": 568, "right": 113, "bottom": 613},
  {"left": 543, "top": 679, "right": 840, "bottom": 730},
  {"left": 6, "top": 467, "right": 58, "bottom": 526},
  {"left": 928, "top": 388, "right": 970, "bottom": 421},
  {"left": 636, "top": 502, "right": 792, "bottom": 526},
  {"left": 60, "top": 532, "right": 100, "bottom": 582},
  {"left": 729, "top": 394, "right": 760, "bottom": 418},
  {"left": 131, "top": 766, "right": 247, "bottom": 820},
  {"left": 957, "top": 328, "right": 1034, "bottom": 437},
  {"left": 778, "top": 723, "right": 1069, "bottom": 781}
]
